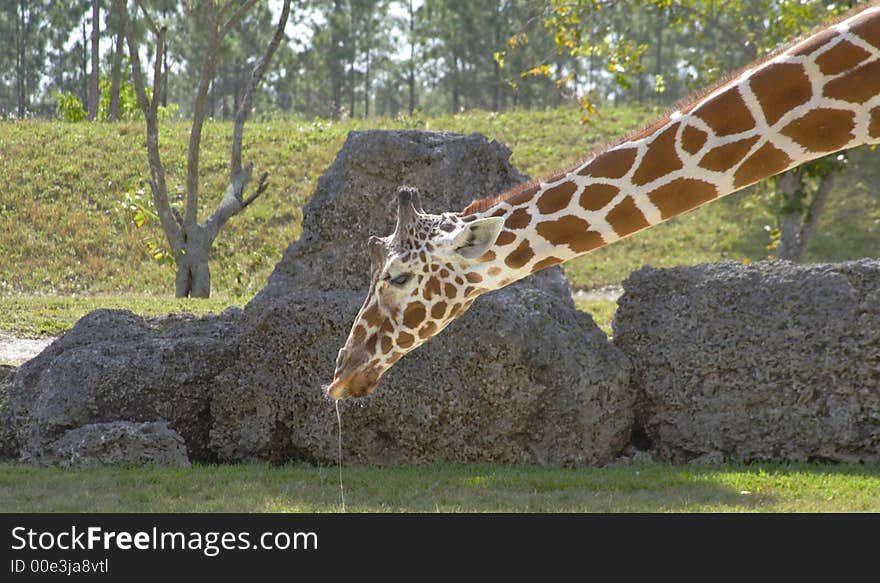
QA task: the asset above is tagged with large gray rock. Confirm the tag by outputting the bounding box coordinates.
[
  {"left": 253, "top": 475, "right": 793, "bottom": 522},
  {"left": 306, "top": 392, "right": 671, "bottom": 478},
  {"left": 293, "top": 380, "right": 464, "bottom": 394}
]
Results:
[
  {"left": 1, "top": 130, "right": 633, "bottom": 467},
  {"left": 44, "top": 421, "right": 190, "bottom": 468},
  {"left": 255, "top": 130, "right": 533, "bottom": 298},
  {"left": 4, "top": 308, "right": 241, "bottom": 464},
  {"left": 213, "top": 130, "right": 635, "bottom": 466},
  {"left": 614, "top": 260, "right": 880, "bottom": 463}
]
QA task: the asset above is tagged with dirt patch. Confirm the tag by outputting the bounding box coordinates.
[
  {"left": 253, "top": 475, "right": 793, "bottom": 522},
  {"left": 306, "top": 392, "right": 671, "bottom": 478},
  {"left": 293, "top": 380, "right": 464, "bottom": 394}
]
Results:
[{"left": 0, "top": 334, "right": 54, "bottom": 365}]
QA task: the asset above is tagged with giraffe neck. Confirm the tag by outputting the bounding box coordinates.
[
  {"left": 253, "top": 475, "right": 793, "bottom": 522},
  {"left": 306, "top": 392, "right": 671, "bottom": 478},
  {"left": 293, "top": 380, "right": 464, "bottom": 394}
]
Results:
[{"left": 469, "top": 5, "right": 880, "bottom": 290}]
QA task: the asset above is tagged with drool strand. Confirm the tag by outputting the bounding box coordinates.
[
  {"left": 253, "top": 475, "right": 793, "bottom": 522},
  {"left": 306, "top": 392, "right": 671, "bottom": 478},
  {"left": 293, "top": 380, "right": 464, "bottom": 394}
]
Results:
[{"left": 335, "top": 399, "right": 346, "bottom": 513}]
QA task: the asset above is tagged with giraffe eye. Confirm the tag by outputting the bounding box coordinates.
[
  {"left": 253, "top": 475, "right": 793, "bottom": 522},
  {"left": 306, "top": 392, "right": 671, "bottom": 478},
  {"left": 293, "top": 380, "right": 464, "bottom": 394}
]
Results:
[{"left": 389, "top": 273, "right": 412, "bottom": 286}]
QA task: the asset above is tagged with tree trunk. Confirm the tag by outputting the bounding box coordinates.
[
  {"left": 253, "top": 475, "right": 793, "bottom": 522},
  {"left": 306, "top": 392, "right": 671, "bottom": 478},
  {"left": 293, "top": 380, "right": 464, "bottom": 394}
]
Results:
[
  {"left": 109, "top": 30, "right": 124, "bottom": 121},
  {"left": 174, "top": 226, "right": 212, "bottom": 298},
  {"left": 89, "top": 0, "right": 100, "bottom": 120},
  {"left": 81, "top": 18, "right": 89, "bottom": 106},
  {"left": 364, "top": 47, "right": 371, "bottom": 118},
  {"left": 775, "top": 171, "right": 803, "bottom": 261},
  {"left": 15, "top": 3, "right": 25, "bottom": 118},
  {"left": 408, "top": 0, "right": 416, "bottom": 115}
]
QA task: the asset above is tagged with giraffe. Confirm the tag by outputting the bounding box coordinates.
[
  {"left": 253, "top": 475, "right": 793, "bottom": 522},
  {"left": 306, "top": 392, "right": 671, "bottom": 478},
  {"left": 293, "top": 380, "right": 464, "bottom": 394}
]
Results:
[{"left": 326, "top": 4, "right": 880, "bottom": 400}]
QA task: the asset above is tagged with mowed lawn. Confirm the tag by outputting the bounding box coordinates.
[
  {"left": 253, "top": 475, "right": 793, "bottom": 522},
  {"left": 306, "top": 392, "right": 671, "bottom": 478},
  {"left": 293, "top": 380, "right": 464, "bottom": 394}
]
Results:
[{"left": 1, "top": 462, "right": 878, "bottom": 513}]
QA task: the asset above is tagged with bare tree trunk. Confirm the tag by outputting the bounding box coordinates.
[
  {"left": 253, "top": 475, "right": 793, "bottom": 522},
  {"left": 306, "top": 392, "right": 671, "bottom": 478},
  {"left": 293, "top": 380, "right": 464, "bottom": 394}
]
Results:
[
  {"left": 775, "top": 170, "right": 837, "bottom": 262},
  {"left": 108, "top": 29, "right": 124, "bottom": 121},
  {"left": 408, "top": 0, "right": 416, "bottom": 115},
  {"left": 81, "top": 17, "right": 88, "bottom": 107},
  {"left": 775, "top": 171, "right": 803, "bottom": 261},
  {"left": 119, "top": 0, "right": 287, "bottom": 298},
  {"left": 15, "top": 3, "right": 25, "bottom": 118},
  {"left": 88, "top": 0, "right": 100, "bottom": 120},
  {"left": 364, "top": 47, "right": 371, "bottom": 118}
]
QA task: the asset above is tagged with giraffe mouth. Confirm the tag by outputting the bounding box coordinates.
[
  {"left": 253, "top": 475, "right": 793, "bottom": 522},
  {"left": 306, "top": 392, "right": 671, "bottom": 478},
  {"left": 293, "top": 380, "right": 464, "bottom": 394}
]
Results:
[{"left": 326, "top": 366, "right": 382, "bottom": 400}]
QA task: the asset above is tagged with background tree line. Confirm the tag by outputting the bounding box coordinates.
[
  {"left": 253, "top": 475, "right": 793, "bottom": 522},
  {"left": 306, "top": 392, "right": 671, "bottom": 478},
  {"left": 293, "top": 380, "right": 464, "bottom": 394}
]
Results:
[{"left": 2, "top": 0, "right": 860, "bottom": 121}]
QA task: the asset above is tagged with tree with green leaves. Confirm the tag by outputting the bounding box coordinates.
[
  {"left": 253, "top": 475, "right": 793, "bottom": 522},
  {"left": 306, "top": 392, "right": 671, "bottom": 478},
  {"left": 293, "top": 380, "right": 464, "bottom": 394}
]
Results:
[{"left": 533, "top": 0, "right": 860, "bottom": 261}]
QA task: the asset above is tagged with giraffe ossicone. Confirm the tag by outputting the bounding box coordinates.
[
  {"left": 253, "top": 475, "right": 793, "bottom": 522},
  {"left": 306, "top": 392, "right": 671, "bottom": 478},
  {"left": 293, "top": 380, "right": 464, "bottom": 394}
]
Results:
[{"left": 327, "top": 4, "right": 880, "bottom": 400}]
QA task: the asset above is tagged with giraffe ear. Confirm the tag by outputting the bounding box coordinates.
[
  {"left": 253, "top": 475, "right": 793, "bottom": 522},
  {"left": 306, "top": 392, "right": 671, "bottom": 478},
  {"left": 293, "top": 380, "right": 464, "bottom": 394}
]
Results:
[{"left": 452, "top": 217, "right": 504, "bottom": 259}]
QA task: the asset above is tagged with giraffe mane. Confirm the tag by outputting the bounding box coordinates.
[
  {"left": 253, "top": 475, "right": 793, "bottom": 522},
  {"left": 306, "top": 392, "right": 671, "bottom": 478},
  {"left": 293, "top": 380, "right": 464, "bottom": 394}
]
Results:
[{"left": 461, "top": 0, "right": 880, "bottom": 217}]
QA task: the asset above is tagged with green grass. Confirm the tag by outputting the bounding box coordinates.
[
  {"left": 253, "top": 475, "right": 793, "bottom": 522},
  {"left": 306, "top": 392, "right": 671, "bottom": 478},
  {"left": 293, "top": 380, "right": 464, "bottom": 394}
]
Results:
[
  {"left": 573, "top": 298, "right": 617, "bottom": 337},
  {"left": 1, "top": 461, "right": 877, "bottom": 512},
  {"left": 3, "top": 108, "right": 877, "bottom": 299},
  {"left": 0, "top": 295, "right": 619, "bottom": 340},
  {"left": 0, "top": 294, "right": 246, "bottom": 338}
]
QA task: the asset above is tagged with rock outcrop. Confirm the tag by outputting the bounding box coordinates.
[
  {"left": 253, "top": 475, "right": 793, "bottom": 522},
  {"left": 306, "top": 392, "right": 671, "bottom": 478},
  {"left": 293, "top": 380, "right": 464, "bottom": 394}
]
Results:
[
  {"left": 44, "top": 421, "right": 190, "bottom": 468},
  {"left": 4, "top": 309, "right": 242, "bottom": 464},
  {"left": 2, "top": 130, "right": 634, "bottom": 466},
  {"left": 614, "top": 260, "right": 880, "bottom": 463},
  {"left": 213, "top": 130, "right": 634, "bottom": 466}
]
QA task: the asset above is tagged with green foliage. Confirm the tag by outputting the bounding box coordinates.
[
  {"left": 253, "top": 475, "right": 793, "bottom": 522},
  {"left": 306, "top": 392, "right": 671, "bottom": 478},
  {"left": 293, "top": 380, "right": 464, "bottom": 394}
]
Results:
[
  {"left": 97, "top": 75, "right": 140, "bottom": 121},
  {"left": 54, "top": 92, "right": 87, "bottom": 122}
]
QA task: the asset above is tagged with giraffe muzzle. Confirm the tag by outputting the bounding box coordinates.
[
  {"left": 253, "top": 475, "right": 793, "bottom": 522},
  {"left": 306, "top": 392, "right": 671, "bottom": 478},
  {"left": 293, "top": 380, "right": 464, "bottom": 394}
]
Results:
[{"left": 326, "top": 366, "right": 382, "bottom": 400}]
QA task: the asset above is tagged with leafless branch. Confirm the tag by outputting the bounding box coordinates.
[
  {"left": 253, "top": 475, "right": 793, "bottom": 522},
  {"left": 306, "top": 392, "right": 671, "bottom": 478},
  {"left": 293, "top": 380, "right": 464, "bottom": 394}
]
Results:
[
  {"left": 241, "top": 172, "right": 270, "bottom": 210},
  {"left": 115, "top": 0, "right": 182, "bottom": 252},
  {"left": 798, "top": 172, "right": 836, "bottom": 257},
  {"left": 134, "top": 0, "right": 159, "bottom": 34},
  {"left": 231, "top": 0, "right": 291, "bottom": 174},
  {"left": 219, "top": 0, "right": 261, "bottom": 39}
]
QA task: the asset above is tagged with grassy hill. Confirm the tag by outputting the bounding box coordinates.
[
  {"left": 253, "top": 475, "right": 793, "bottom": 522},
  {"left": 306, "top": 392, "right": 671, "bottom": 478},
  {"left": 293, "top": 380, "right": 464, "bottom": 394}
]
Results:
[{"left": 1, "top": 107, "right": 878, "bottom": 301}]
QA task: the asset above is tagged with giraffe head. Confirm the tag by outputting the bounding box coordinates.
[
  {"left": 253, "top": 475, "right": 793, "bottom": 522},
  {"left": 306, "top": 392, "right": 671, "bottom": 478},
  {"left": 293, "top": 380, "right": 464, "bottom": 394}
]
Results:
[{"left": 326, "top": 187, "right": 504, "bottom": 399}]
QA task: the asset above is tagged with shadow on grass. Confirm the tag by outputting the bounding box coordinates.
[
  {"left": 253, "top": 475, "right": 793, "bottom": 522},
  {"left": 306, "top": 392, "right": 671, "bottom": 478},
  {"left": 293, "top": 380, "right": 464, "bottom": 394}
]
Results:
[{"left": 2, "top": 461, "right": 877, "bottom": 513}]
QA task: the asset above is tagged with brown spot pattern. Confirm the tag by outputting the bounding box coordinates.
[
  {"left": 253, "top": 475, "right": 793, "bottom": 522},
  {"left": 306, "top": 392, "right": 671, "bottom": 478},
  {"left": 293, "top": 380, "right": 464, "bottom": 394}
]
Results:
[
  {"left": 536, "top": 216, "right": 604, "bottom": 253},
  {"left": 780, "top": 108, "right": 855, "bottom": 152},
  {"left": 530, "top": 256, "right": 562, "bottom": 273},
  {"left": 750, "top": 63, "right": 812, "bottom": 126},
  {"left": 431, "top": 302, "right": 447, "bottom": 319},
  {"left": 403, "top": 302, "right": 426, "bottom": 328},
  {"left": 815, "top": 40, "right": 871, "bottom": 75},
  {"left": 578, "top": 148, "right": 637, "bottom": 179},
  {"left": 423, "top": 276, "right": 442, "bottom": 300},
  {"left": 733, "top": 142, "right": 792, "bottom": 189},
  {"left": 537, "top": 181, "right": 577, "bottom": 214},
  {"left": 681, "top": 125, "right": 708, "bottom": 155},
  {"left": 505, "top": 208, "right": 532, "bottom": 229},
  {"left": 418, "top": 322, "right": 437, "bottom": 339},
  {"left": 487, "top": 266, "right": 502, "bottom": 276},
  {"left": 606, "top": 196, "right": 651, "bottom": 237},
  {"left": 381, "top": 335, "right": 393, "bottom": 354},
  {"left": 465, "top": 272, "right": 483, "bottom": 283},
  {"left": 362, "top": 303, "right": 383, "bottom": 327},
  {"left": 495, "top": 231, "right": 516, "bottom": 246},
  {"left": 648, "top": 178, "right": 719, "bottom": 219},
  {"left": 397, "top": 332, "right": 414, "bottom": 348},
  {"left": 632, "top": 122, "right": 682, "bottom": 186},
  {"left": 791, "top": 27, "right": 838, "bottom": 57},
  {"left": 823, "top": 60, "right": 880, "bottom": 104},
  {"left": 694, "top": 86, "right": 756, "bottom": 136},
  {"left": 579, "top": 184, "right": 620, "bottom": 211},
  {"left": 477, "top": 250, "right": 496, "bottom": 262},
  {"left": 852, "top": 12, "right": 880, "bottom": 50},
  {"left": 870, "top": 107, "right": 880, "bottom": 139},
  {"left": 698, "top": 136, "right": 759, "bottom": 172},
  {"left": 444, "top": 283, "right": 457, "bottom": 298},
  {"left": 505, "top": 239, "right": 535, "bottom": 268}
]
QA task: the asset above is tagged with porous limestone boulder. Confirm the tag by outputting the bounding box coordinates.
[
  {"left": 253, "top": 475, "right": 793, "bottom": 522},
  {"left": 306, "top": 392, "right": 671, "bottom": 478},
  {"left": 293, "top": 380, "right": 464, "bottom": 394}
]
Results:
[
  {"left": 614, "top": 260, "right": 880, "bottom": 462},
  {"left": 212, "top": 130, "right": 635, "bottom": 466}
]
